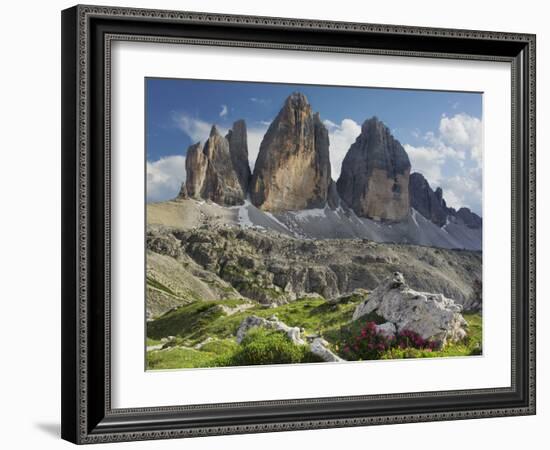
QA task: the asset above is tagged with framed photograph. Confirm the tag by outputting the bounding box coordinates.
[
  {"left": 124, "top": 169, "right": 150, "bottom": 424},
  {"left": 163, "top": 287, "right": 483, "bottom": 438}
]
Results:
[{"left": 61, "top": 4, "right": 536, "bottom": 444}]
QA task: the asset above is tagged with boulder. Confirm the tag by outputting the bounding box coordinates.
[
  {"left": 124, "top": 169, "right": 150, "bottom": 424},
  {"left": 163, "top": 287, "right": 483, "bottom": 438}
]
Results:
[
  {"left": 352, "top": 272, "right": 467, "bottom": 346},
  {"left": 310, "top": 338, "right": 344, "bottom": 362},
  {"left": 337, "top": 117, "right": 411, "bottom": 221},
  {"left": 236, "top": 315, "right": 305, "bottom": 345},
  {"left": 375, "top": 322, "right": 396, "bottom": 338},
  {"left": 250, "top": 92, "right": 332, "bottom": 211}
]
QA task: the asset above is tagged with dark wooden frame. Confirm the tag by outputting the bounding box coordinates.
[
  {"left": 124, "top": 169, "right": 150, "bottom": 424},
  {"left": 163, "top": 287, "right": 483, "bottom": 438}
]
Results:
[{"left": 61, "top": 4, "right": 536, "bottom": 444}]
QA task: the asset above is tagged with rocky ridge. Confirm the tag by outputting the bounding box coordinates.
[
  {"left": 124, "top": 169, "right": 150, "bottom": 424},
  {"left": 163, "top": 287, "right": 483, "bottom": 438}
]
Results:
[
  {"left": 146, "top": 224, "right": 482, "bottom": 318},
  {"left": 409, "top": 172, "right": 482, "bottom": 229}
]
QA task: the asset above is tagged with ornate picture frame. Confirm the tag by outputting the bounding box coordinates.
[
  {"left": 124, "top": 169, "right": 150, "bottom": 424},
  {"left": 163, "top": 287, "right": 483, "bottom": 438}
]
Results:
[{"left": 61, "top": 4, "right": 536, "bottom": 444}]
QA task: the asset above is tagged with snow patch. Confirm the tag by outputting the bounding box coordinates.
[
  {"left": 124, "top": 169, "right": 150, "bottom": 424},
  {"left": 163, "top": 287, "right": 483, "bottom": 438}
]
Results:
[
  {"left": 293, "top": 208, "right": 327, "bottom": 220},
  {"left": 233, "top": 200, "right": 253, "bottom": 228},
  {"left": 411, "top": 209, "right": 419, "bottom": 227},
  {"left": 264, "top": 211, "right": 293, "bottom": 233}
]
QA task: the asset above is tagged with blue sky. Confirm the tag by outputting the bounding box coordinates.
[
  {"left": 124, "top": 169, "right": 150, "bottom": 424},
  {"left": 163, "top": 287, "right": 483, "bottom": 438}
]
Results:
[{"left": 146, "top": 78, "right": 483, "bottom": 215}]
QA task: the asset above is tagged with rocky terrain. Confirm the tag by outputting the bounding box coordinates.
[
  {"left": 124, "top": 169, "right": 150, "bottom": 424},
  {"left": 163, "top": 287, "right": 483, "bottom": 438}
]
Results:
[
  {"left": 145, "top": 91, "right": 483, "bottom": 369},
  {"left": 146, "top": 224, "right": 481, "bottom": 319}
]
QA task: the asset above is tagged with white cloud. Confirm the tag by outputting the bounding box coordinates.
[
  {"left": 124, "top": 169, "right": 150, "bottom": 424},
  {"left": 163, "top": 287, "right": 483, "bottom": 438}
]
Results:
[
  {"left": 439, "top": 113, "right": 482, "bottom": 166},
  {"left": 146, "top": 156, "right": 187, "bottom": 203},
  {"left": 171, "top": 112, "right": 269, "bottom": 174},
  {"left": 250, "top": 97, "right": 270, "bottom": 105},
  {"left": 439, "top": 168, "right": 482, "bottom": 213},
  {"left": 403, "top": 144, "right": 444, "bottom": 187},
  {"left": 219, "top": 104, "right": 228, "bottom": 118},
  {"left": 324, "top": 118, "right": 361, "bottom": 179},
  {"left": 173, "top": 113, "right": 226, "bottom": 143},
  {"left": 404, "top": 112, "right": 483, "bottom": 215}
]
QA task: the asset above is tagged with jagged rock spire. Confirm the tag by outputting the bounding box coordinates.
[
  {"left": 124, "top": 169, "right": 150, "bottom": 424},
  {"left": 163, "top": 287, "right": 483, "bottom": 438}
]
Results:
[
  {"left": 226, "top": 120, "right": 251, "bottom": 193},
  {"left": 183, "top": 122, "right": 250, "bottom": 206},
  {"left": 250, "top": 92, "right": 331, "bottom": 211}
]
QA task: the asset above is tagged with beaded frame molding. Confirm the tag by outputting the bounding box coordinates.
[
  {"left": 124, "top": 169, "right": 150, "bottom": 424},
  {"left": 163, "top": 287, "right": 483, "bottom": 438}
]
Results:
[{"left": 61, "top": 4, "right": 536, "bottom": 444}]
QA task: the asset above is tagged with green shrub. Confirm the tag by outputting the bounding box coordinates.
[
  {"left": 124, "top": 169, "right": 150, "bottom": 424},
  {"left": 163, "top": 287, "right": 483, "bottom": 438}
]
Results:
[{"left": 226, "top": 328, "right": 321, "bottom": 366}]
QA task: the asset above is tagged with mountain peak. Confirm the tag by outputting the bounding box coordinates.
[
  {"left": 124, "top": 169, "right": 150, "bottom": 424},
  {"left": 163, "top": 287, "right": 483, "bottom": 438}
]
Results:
[
  {"left": 184, "top": 122, "right": 248, "bottom": 206},
  {"left": 210, "top": 124, "right": 220, "bottom": 137},
  {"left": 337, "top": 117, "right": 411, "bottom": 222},
  {"left": 284, "top": 92, "right": 310, "bottom": 109},
  {"left": 250, "top": 93, "right": 331, "bottom": 211}
]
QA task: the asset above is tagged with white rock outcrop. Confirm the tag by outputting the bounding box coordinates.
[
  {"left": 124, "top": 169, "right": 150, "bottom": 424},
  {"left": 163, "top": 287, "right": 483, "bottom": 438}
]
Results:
[
  {"left": 353, "top": 272, "right": 467, "bottom": 347},
  {"left": 236, "top": 315, "right": 305, "bottom": 345},
  {"left": 310, "top": 338, "right": 344, "bottom": 362}
]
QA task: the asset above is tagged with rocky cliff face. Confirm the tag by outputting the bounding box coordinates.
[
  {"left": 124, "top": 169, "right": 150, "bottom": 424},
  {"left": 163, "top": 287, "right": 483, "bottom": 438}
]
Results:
[
  {"left": 226, "top": 119, "right": 251, "bottom": 193},
  {"left": 409, "top": 172, "right": 482, "bottom": 229},
  {"left": 250, "top": 93, "right": 332, "bottom": 211},
  {"left": 182, "top": 124, "right": 249, "bottom": 206},
  {"left": 183, "top": 142, "right": 207, "bottom": 199},
  {"left": 336, "top": 117, "right": 411, "bottom": 222},
  {"left": 409, "top": 172, "right": 449, "bottom": 227}
]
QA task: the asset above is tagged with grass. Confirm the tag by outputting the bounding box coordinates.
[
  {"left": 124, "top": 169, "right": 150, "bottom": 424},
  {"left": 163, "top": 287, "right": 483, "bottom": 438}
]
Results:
[
  {"left": 146, "top": 276, "right": 178, "bottom": 297},
  {"left": 146, "top": 296, "right": 361, "bottom": 369},
  {"left": 147, "top": 347, "right": 218, "bottom": 370},
  {"left": 147, "top": 296, "right": 361, "bottom": 346},
  {"left": 147, "top": 298, "right": 248, "bottom": 342},
  {"left": 146, "top": 295, "right": 482, "bottom": 369},
  {"left": 146, "top": 337, "right": 163, "bottom": 346}
]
